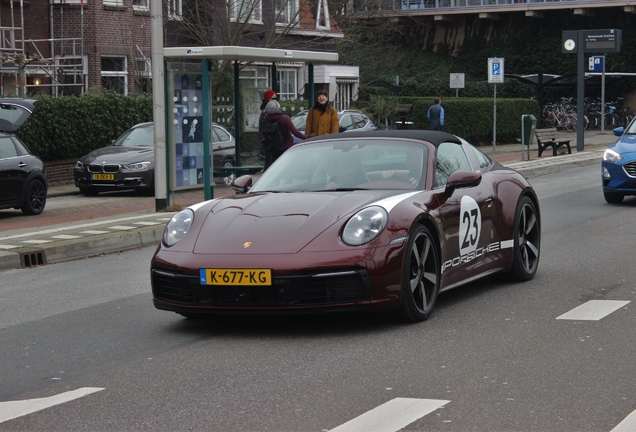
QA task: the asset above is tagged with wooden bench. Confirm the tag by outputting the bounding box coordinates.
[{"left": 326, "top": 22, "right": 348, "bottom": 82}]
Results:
[{"left": 534, "top": 128, "right": 572, "bottom": 157}]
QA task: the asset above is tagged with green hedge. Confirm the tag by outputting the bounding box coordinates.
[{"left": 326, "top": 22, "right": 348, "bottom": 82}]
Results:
[
  {"left": 355, "top": 96, "right": 541, "bottom": 146},
  {"left": 17, "top": 92, "right": 153, "bottom": 161},
  {"left": 16, "top": 92, "right": 540, "bottom": 161}
]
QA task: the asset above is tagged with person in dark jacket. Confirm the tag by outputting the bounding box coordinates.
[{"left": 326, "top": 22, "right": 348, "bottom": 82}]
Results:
[
  {"left": 427, "top": 97, "right": 444, "bottom": 131},
  {"left": 258, "top": 90, "right": 278, "bottom": 163},
  {"left": 263, "top": 100, "right": 307, "bottom": 169}
]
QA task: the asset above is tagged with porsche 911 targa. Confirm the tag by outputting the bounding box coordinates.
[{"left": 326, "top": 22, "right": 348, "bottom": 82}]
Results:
[{"left": 151, "top": 130, "right": 541, "bottom": 323}]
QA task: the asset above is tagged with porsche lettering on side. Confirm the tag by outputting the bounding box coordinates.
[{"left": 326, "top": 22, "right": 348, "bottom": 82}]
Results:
[{"left": 151, "top": 130, "right": 541, "bottom": 323}]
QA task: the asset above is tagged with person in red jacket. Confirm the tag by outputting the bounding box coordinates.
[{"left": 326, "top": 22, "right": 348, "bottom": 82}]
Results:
[{"left": 263, "top": 99, "right": 307, "bottom": 169}]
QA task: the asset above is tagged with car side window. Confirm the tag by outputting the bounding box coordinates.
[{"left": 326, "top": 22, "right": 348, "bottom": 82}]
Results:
[
  {"left": 352, "top": 114, "right": 367, "bottom": 130},
  {"left": 0, "top": 136, "right": 17, "bottom": 159},
  {"left": 435, "top": 142, "right": 472, "bottom": 187},
  {"left": 340, "top": 115, "right": 353, "bottom": 130},
  {"left": 463, "top": 144, "right": 493, "bottom": 173},
  {"left": 11, "top": 136, "right": 30, "bottom": 156},
  {"left": 213, "top": 126, "right": 231, "bottom": 143}
]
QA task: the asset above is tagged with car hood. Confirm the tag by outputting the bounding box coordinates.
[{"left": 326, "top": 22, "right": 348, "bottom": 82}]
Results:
[
  {"left": 611, "top": 135, "right": 636, "bottom": 156},
  {"left": 192, "top": 190, "right": 401, "bottom": 254},
  {"left": 81, "top": 146, "right": 154, "bottom": 164}
]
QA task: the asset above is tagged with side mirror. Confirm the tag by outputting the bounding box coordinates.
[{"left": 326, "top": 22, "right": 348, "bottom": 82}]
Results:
[
  {"left": 231, "top": 175, "right": 253, "bottom": 194},
  {"left": 613, "top": 126, "right": 625, "bottom": 137},
  {"left": 444, "top": 170, "right": 482, "bottom": 198}
]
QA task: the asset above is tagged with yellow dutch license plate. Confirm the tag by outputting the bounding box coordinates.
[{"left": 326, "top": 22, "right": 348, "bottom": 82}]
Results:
[
  {"left": 199, "top": 268, "right": 272, "bottom": 286},
  {"left": 92, "top": 174, "right": 115, "bottom": 181}
]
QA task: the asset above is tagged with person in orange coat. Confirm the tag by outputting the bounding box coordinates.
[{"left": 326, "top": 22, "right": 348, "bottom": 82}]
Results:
[{"left": 305, "top": 89, "right": 339, "bottom": 137}]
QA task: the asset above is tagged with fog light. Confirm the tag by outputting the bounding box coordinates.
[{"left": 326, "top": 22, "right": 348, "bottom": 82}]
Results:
[{"left": 603, "top": 167, "right": 611, "bottom": 179}]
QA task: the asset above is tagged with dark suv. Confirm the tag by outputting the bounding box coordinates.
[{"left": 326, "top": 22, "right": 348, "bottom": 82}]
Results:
[{"left": 0, "top": 133, "right": 48, "bottom": 215}]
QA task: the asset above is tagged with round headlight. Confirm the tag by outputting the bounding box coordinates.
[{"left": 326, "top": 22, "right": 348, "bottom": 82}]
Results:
[
  {"left": 603, "top": 149, "right": 622, "bottom": 163},
  {"left": 341, "top": 206, "right": 388, "bottom": 246},
  {"left": 163, "top": 209, "right": 194, "bottom": 247}
]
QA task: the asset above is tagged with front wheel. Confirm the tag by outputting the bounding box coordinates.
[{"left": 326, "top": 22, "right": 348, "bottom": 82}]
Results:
[
  {"left": 506, "top": 196, "right": 540, "bottom": 281},
  {"left": 222, "top": 159, "right": 235, "bottom": 185},
  {"left": 394, "top": 225, "right": 440, "bottom": 323},
  {"left": 603, "top": 191, "right": 624, "bottom": 204}
]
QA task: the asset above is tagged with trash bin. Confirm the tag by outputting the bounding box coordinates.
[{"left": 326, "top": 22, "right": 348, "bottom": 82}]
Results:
[{"left": 521, "top": 114, "right": 536, "bottom": 161}]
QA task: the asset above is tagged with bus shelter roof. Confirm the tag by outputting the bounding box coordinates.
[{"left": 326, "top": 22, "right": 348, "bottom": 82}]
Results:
[{"left": 163, "top": 46, "right": 339, "bottom": 63}]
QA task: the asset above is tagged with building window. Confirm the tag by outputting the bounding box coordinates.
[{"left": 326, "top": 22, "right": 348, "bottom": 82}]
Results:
[
  {"left": 239, "top": 66, "right": 269, "bottom": 89},
  {"left": 314, "top": 0, "right": 330, "bottom": 30},
  {"left": 101, "top": 56, "right": 128, "bottom": 95},
  {"left": 133, "top": 0, "right": 149, "bottom": 10},
  {"left": 103, "top": 0, "right": 123, "bottom": 7},
  {"left": 229, "top": 0, "right": 262, "bottom": 23},
  {"left": 168, "top": 0, "right": 182, "bottom": 19},
  {"left": 277, "top": 69, "right": 297, "bottom": 100},
  {"left": 275, "top": 0, "right": 298, "bottom": 25}
]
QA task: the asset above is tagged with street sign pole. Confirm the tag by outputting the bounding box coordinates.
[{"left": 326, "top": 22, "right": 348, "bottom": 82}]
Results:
[
  {"left": 577, "top": 30, "right": 585, "bottom": 152},
  {"left": 488, "top": 58, "right": 504, "bottom": 151},
  {"left": 601, "top": 56, "right": 606, "bottom": 133},
  {"left": 493, "top": 84, "right": 497, "bottom": 151}
]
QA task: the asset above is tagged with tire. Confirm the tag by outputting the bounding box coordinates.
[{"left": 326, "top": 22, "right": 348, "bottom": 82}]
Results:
[
  {"left": 563, "top": 114, "right": 577, "bottom": 132},
  {"left": 603, "top": 191, "right": 624, "bottom": 204},
  {"left": 21, "top": 179, "right": 47, "bottom": 215},
  {"left": 222, "top": 159, "right": 235, "bottom": 185},
  {"left": 506, "top": 196, "right": 541, "bottom": 281},
  {"left": 79, "top": 187, "right": 99, "bottom": 196},
  {"left": 394, "top": 224, "right": 440, "bottom": 323}
]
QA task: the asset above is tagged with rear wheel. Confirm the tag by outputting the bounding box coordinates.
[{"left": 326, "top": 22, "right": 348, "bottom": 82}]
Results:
[
  {"left": 603, "top": 191, "right": 624, "bottom": 204},
  {"left": 21, "top": 179, "right": 46, "bottom": 215},
  {"left": 507, "top": 196, "right": 540, "bottom": 281},
  {"left": 395, "top": 225, "right": 440, "bottom": 323}
]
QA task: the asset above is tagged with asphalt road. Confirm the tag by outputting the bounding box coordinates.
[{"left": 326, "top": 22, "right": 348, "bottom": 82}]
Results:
[{"left": 1, "top": 164, "right": 636, "bottom": 431}]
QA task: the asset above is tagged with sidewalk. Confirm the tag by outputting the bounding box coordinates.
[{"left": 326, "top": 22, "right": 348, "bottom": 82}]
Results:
[{"left": 0, "top": 130, "right": 616, "bottom": 271}]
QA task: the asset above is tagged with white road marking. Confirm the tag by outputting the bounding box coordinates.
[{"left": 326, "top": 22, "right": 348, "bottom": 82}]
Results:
[
  {"left": 0, "top": 387, "right": 104, "bottom": 424},
  {"left": 133, "top": 221, "right": 162, "bottom": 226},
  {"left": 0, "top": 213, "right": 174, "bottom": 241},
  {"left": 556, "top": 300, "right": 630, "bottom": 321},
  {"left": 20, "top": 240, "right": 52, "bottom": 244},
  {"left": 611, "top": 410, "right": 636, "bottom": 432},
  {"left": 108, "top": 225, "right": 137, "bottom": 231},
  {"left": 50, "top": 234, "right": 83, "bottom": 239},
  {"left": 79, "top": 230, "right": 110, "bottom": 235},
  {"left": 0, "top": 245, "right": 19, "bottom": 250},
  {"left": 329, "top": 398, "right": 450, "bottom": 432}
]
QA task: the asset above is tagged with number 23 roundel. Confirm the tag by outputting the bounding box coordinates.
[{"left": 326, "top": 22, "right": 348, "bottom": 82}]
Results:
[{"left": 459, "top": 196, "right": 481, "bottom": 256}]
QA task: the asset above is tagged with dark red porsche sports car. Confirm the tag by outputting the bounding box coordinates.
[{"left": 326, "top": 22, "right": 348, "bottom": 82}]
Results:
[{"left": 151, "top": 130, "right": 540, "bottom": 323}]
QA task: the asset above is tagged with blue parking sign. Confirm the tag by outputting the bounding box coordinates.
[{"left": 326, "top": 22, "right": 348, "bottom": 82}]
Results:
[
  {"left": 588, "top": 56, "right": 604, "bottom": 72},
  {"left": 488, "top": 58, "right": 504, "bottom": 83}
]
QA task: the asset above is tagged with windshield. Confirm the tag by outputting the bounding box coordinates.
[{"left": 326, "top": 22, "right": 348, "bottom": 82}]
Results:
[
  {"left": 626, "top": 119, "right": 636, "bottom": 135},
  {"left": 250, "top": 139, "right": 428, "bottom": 193},
  {"left": 114, "top": 125, "right": 154, "bottom": 147}
]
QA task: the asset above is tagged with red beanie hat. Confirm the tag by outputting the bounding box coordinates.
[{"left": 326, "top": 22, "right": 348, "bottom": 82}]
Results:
[{"left": 263, "top": 90, "right": 277, "bottom": 101}]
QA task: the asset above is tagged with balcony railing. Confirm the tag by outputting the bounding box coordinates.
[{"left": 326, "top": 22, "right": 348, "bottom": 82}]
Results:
[{"left": 351, "top": 0, "right": 619, "bottom": 14}]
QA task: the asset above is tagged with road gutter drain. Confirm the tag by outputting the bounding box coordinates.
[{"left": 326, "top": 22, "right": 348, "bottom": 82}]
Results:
[{"left": 19, "top": 249, "right": 47, "bottom": 268}]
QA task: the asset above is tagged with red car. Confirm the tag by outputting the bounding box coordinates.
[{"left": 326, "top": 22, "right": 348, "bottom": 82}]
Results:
[{"left": 151, "top": 130, "right": 540, "bottom": 323}]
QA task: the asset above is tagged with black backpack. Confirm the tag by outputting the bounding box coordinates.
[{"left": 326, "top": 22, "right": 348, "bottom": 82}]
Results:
[{"left": 263, "top": 120, "right": 286, "bottom": 153}]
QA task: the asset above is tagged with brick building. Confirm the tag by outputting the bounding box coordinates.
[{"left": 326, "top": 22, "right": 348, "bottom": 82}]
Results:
[
  {"left": 1, "top": 0, "right": 355, "bottom": 106},
  {"left": 1, "top": 0, "right": 151, "bottom": 97}
]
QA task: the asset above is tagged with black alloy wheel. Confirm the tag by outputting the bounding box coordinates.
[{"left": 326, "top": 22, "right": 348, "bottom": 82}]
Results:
[
  {"left": 507, "top": 196, "right": 540, "bottom": 281},
  {"left": 21, "top": 179, "right": 46, "bottom": 215},
  {"left": 396, "top": 224, "right": 440, "bottom": 323}
]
